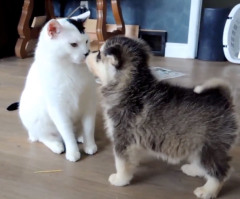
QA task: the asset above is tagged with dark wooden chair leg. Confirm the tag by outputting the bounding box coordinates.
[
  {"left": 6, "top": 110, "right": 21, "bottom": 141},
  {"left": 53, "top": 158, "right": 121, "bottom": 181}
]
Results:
[
  {"left": 15, "top": 0, "right": 33, "bottom": 58},
  {"left": 111, "top": 0, "right": 125, "bottom": 33},
  {"left": 96, "top": 0, "right": 107, "bottom": 46},
  {"left": 15, "top": 0, "right": 54, "bottom": 58},
  {"left": 45, "top": 0, "right": 55, "bottom": 19},
  {"left": 96, "top": 0, "right": 125, "bottom": 47}
]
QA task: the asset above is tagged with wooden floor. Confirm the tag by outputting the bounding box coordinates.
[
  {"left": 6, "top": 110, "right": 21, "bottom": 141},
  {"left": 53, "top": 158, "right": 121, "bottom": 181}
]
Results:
[{"left": 0, "top": 56, "right": 240, "bottom": 199}]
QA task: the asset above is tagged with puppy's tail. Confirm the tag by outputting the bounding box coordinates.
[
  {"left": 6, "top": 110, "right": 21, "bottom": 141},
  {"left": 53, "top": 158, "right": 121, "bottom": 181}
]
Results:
[{"left": 194, "top": 78, "right": 232, "bottom": 100}]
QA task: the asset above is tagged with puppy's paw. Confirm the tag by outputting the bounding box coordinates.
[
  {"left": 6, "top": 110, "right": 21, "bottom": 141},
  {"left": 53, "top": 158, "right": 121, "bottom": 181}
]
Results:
[
  {"left": 181, "top": 164, "right": 204, "bottom": 177},
  {"left": 194, "top": 186, "right": 217, "bottom": 199},
  {"left": 84, "top": 143, "right": 97, "bottom": 155},
  {"left": 66, "top": 151, "right": 81, "bottom": 162},
  {"left": 181, "top": 164, "right": 194, "bottom": 176},
  {"left": 109, "top": 173, "right": 130, "bottom": 186},
  {"left": 194, "top": 86, "right": 203, "bottom": 94}
]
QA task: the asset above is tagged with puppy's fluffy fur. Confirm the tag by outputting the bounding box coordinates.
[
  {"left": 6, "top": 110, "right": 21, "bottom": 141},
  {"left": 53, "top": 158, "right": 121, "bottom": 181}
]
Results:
[{"left": 86, "top": 36, "right": 239, "bottom": 199}]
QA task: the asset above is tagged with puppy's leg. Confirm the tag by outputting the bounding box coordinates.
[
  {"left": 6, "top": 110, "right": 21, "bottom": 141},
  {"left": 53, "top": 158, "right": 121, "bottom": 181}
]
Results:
[
  {"left": 109, "top": 151, "right": 135, "bottom": 186},
  {"left": 82, "top": 108, "right": 97, "bottom": 155},
  {"left": 181, "top": 163, "right": 206, "bottom": 178},
  {"left": 194, "top": 175, "right": 223, "bottom": 199},
  {"left": 181, "top": 154, "right": 205, "bottom": 177},
  {"left": 193, "top": 144, "right": 231, "bottom": 199}
]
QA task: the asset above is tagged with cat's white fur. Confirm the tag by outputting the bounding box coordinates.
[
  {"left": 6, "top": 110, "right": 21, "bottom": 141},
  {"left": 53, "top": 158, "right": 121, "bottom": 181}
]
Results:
[{"left": 19, "top": 14, "right": 97, "bottom": 162}]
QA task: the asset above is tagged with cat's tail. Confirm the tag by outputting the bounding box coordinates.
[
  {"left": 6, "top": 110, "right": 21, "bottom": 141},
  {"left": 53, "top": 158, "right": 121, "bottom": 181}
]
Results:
[
  {"left": 194, "top": 78, "right": 232, "bottom": 100},
  {"left": 7, "top": 102, "right": 19, "bottom": 111}
]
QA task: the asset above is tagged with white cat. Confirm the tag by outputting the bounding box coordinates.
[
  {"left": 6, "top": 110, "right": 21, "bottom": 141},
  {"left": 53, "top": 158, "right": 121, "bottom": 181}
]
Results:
[{"left": 19, "top": 12, "right": 97, "bottom": 162}]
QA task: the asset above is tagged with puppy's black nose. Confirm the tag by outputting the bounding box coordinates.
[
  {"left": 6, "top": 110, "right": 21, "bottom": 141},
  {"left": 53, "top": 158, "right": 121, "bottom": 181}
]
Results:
[{"left": 84, "top": 50, "right": 90, "bottom": 57}]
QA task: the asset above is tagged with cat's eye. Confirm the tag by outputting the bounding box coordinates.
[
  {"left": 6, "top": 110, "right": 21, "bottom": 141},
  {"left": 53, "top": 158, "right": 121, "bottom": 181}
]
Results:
[
  {"left": 86, "top": 40, "right": 88, "bottom": 44},
  {"left": 70, "top": 43, "right": 78, "bottom": 47}
]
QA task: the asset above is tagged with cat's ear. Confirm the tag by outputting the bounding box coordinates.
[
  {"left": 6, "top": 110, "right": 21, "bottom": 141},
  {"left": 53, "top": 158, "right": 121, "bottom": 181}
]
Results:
[
  {"left": 70, "top": 11, "right": 90, "bottom": 23},
  {"left": 47, "top": 19, "right": 62, "bottom": 39}
]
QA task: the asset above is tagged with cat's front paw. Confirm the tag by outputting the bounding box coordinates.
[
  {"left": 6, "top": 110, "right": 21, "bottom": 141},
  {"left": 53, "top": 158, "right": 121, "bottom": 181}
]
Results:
[
  {"left": 84, "top": 143, "right": 97, "bottom": 155},
  {"left": 77, "top": 135, "right": 84, "bottom": 143},
  {"left": 66, "top": 151, "right": 81, "bottom": 162},
  {"left": 50, "top": 142, "right": 65, "bottom": 154},
  {"left": 108, "top": 173, "right": 131, "bottom": 186},
  {"left": 28, "top": 134, "right": 38, "bottom": 142}
]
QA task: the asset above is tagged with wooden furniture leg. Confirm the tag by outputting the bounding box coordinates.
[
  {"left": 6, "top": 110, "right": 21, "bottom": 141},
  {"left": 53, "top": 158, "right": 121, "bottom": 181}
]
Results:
[
  {"left": 96, "top": 0, "right": 125, "bottom": 46},
  {"left": 15, "top": 0, "right": 54, "bottom": 58}
]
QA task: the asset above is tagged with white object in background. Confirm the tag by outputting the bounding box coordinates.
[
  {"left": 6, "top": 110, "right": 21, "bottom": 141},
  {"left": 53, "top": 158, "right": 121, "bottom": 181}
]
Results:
[
  {"left": 223, "top": 4, "right": 240, "bottom": 64},
  {"left": 70, "top": 10, "right": 90, "bottom": 20},
  {"left": 165, "top": 0, "right": 202, "bottom": 59},
  {"left": 95, "top": 67, "right": 186, "bottom": 85},
  {"left": 150, "top": 67, "right": 186, "bottom": 81}
]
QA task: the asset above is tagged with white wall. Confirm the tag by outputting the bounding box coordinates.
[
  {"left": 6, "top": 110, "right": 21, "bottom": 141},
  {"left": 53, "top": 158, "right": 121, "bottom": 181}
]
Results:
[{"left": 165, "top": 0, "right": 203, "bottom": 59}]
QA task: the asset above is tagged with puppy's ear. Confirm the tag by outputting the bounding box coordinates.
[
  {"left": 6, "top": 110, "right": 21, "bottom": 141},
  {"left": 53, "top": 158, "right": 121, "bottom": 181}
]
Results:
[
  {"left": 105, "top": 45, "right": 122, "bottom": 69},
  {"left": 47, "top": 19, "right": 62, "bottom": 39}
]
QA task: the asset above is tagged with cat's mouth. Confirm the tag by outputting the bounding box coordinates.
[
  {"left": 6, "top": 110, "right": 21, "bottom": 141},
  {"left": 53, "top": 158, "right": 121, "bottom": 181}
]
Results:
[
  {"left": 73, "top": 57, "right": 86, "bottom": 65},
  {"left": 83, "top": 54, "right": 90, "bottom": 62}
]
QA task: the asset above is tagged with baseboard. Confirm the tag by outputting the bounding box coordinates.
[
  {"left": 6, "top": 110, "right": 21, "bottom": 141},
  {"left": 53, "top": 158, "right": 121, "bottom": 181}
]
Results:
[{"left": 165, "top": 42, "right": 194, "bottom": 59}]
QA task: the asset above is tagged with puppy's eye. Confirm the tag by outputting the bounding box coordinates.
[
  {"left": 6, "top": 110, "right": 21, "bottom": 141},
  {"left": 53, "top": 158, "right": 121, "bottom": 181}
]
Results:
[{"left": 70, "top": 43, "right": 78, "bottom": 47}]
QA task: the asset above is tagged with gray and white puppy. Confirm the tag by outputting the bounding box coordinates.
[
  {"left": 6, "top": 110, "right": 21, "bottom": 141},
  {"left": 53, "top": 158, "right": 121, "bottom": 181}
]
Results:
[{"left": 86, "top": 36, "right": 238, "bottom": 199}]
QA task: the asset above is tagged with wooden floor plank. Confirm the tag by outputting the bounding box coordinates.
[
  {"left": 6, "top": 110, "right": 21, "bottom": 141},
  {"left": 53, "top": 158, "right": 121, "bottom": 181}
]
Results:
[{"left": 0, "top": 56, "right": 239, "bottom": 199}]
